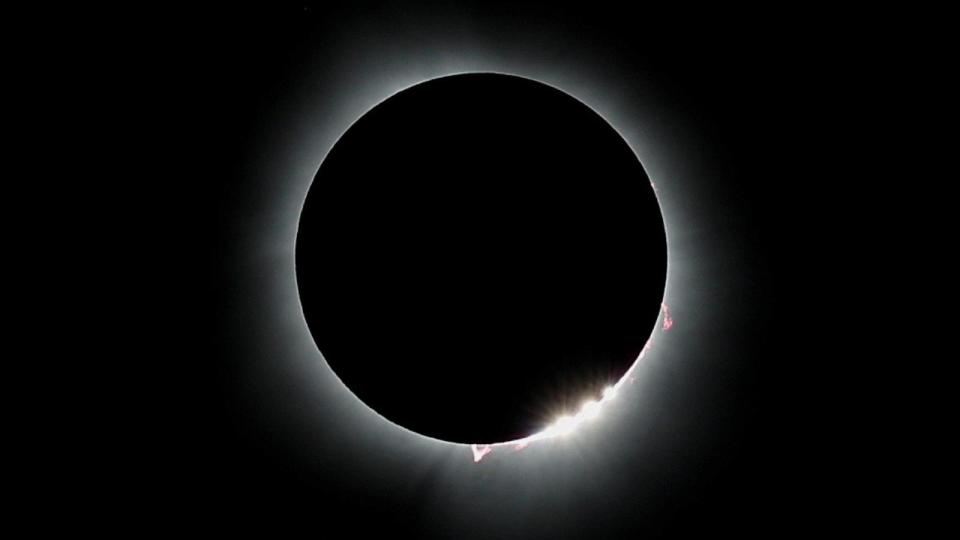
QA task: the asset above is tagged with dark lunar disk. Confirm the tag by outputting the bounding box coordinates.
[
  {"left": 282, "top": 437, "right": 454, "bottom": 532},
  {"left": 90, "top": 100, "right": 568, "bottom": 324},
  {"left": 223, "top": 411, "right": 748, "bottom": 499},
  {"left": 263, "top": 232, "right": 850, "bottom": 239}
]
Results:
[{"left": 296, "top": 73, "right": 666, "bottom": 444}]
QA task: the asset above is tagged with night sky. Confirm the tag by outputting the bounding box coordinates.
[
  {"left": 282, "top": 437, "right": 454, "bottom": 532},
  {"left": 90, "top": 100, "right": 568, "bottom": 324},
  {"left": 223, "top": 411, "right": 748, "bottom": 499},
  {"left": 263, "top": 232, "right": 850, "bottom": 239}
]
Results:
[{"left": 93, "top": 3, "right": 860, "bottom": 537}]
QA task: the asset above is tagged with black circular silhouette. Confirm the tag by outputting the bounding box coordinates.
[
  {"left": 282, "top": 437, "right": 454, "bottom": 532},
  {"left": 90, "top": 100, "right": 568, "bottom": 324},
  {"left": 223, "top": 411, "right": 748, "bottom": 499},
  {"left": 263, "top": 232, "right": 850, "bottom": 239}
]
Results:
[{"left": 296, "top": 73, "right": 666, "bottom": 444}]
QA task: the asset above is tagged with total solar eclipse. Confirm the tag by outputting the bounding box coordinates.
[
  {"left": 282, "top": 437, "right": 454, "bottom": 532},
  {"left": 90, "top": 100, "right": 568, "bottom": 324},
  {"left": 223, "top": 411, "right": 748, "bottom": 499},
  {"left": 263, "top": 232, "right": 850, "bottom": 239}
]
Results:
[{"left": 296, "top": 73, "right": 667, "bottom": 445}]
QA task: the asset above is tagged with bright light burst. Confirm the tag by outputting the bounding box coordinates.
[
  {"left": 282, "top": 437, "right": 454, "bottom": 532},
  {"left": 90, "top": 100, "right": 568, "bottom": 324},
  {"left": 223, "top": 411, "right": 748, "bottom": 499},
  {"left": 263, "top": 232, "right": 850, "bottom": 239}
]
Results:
[
  {"left": 470, "top": 303, "right": 675, "bottom": 463},
  {"left": 580, "top": 399, "right": 601, "bottom": 421},
  {"left": 539, "top": 385, "right": 617, "bottom": 438}
]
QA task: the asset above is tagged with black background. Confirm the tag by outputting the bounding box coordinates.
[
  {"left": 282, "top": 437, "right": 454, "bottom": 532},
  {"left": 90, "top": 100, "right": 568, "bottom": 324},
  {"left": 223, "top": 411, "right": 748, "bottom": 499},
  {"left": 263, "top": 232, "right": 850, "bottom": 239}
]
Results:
[{"left": 74, "top": 2, "right": 871, "bottom": 536}]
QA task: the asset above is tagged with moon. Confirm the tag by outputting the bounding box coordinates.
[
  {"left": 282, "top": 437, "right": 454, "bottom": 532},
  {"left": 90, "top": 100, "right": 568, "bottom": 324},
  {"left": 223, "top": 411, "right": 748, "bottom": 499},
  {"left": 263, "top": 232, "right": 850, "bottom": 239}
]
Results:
[{"left": 295, "top": 73, "right": 667, "bottom": 444}]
